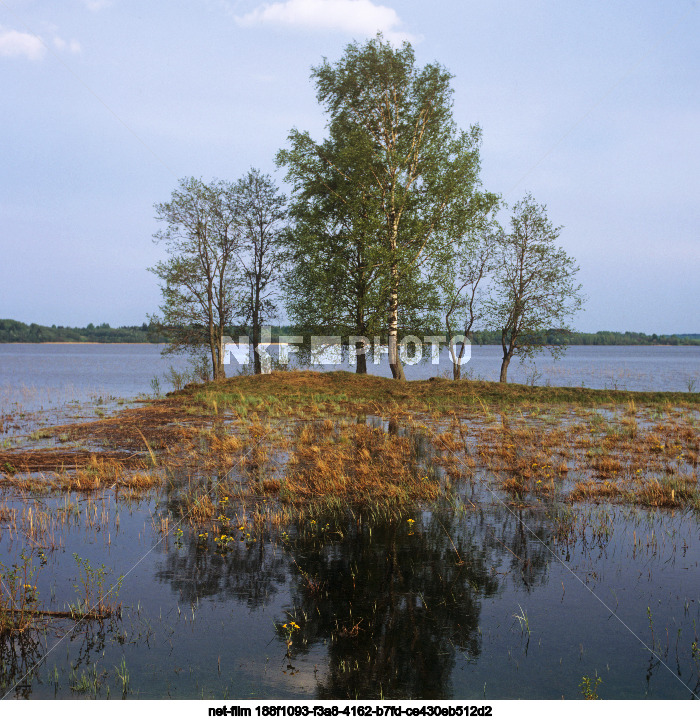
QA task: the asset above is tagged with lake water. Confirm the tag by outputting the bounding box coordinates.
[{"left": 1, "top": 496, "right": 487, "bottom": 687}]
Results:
[
  {"left": 1, "top": 344, "right": 699, "bottom": 414},
  {"left": 3, "top": 491, "right": 699, "bottom": 700},
  {"left": 1, "top": 344, "right": 700, "bottom": 700}
]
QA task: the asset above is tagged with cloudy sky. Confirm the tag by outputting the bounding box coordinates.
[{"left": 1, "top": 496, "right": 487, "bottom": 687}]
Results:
[{"left": 1, "top": 0, "right": 698, "bottom": 333}]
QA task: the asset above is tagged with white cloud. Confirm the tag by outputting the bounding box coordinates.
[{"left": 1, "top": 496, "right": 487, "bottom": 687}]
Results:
[
  {"left": 81, "top": 0, "right": 112, "bottom": 10},
  {"left": 0, "top": 27, "right": 45, "bottom": 61},
  {"left": 53, "top": 37, "right": 82, "bottom": 54},
  {"left": 235, "top": 0, "right": 416, "bottom": 43}
]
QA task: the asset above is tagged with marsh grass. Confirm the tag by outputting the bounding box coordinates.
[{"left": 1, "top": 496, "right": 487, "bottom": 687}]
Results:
[
  {"left": 0, "top": 549, "right": 41, "bottom": 636},
  {"left": 274, "top": 422, "right": 440, "bottom": 508},
  {"left": 4, "top": 372, "right": 700, "bottom": 550},
  {"left": 632, "top": 474, "right": 700, "bottom": 510}
]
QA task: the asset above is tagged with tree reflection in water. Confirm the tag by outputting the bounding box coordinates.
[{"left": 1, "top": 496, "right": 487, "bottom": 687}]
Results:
[
  {"left": 278, "top": 507, "right": 552, "bottom": 698},
  {"left": 156, "top": 497, "right": 553, "bottom": 699}
]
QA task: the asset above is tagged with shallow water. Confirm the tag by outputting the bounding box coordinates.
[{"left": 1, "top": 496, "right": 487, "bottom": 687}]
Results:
[{"left": 1, "top": 457, "right": 699, "bottom": 699}]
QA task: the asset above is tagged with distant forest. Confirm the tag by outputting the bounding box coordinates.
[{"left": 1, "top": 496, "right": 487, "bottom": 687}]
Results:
[
  {"left": 1, "top": 318, "right": 699, "bottom": 347},
  {"left": 0, "top": 319, "right": 168, "bottom": 344}
]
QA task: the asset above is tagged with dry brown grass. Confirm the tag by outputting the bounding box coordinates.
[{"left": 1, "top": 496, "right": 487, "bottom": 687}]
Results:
[
  {"left": 633, "top": 474, "right": 700, "bottom": 509},
  {"left": 570, "top": 480, "right": 622, "bottom": 501},
  {"left": 184, "top": 491, "right": 217, "bottom": 523},
  {"left": 589, "top": 456, "right": 624, "bottom": 478},
  {"left": 268, "top": 423, "right": 439, "bottom": 506}
]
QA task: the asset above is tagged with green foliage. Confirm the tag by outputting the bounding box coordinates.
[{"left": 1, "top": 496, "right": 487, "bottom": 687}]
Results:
[
  {"left": 149, "top": 177, "right": 242, "bottom": 380},
  {"left": 2, "top": 318, "right": 695, "bottom": 346},
  {"left": 70, "top": 553, "right": 123, "bottom": 618},
  {"left": 233, "top": 168, "right": 288, "bottom": 374},
  {"left": 115, "top": 657, "right": 130, "bottom": 698},
  {"left": 0, "top": 549, "right": 41, "bottom": 635},
  {"left": 277, "top": 34, "right": 489, "bottom": 377},
  {"left": 487, "top": 194, "right": 584, "bottom": 382}
]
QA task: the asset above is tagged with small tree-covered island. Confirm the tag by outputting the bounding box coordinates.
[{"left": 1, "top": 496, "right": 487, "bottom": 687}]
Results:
[{"left": 147, "top": 36, "right": 583, "bottom": 384}]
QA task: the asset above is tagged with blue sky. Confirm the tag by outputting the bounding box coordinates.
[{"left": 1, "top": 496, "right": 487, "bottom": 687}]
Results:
[{"left": 1, "top": 0, "right": 698, "bottom": 333}]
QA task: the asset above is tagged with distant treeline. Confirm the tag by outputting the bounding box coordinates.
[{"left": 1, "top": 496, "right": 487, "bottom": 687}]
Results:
[
  {"left": 468, "top": 329, "right": 700, "bottom": 346},
  {"left": 0, "top": 319, "right": 169, "bottom": 343},
  {"left": 1, "top": 319, "right": 699, "bottom": 346}
]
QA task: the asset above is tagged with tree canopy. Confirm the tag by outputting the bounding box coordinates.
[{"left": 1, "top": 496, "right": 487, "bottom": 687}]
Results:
[
  {"left": 278, "top": 34, "right": 489, "bottom": 378},
  {"left": 487, "top": 194, "right": 584, "bottom": 382},
  {"left": 149, "top": 177, "right": 241, "bottom": 380}
]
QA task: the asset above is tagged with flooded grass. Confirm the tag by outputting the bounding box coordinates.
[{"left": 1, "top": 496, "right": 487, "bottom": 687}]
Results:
[{"left": 0, "top": 372, "right": 699, "bottom": 699}]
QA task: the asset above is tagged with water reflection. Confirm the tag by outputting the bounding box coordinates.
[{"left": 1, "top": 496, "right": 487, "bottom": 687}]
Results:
[
  {"left": 157, "top": 503, "right": 553, "bottom": 699},
  {"left": 155, "top": 535, "right": 288, "bottom": 607}
]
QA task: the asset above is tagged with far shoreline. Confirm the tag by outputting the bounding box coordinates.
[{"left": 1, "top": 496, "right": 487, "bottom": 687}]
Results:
[{"left": 0, "top": 341, "right": 161, "bottom": 345}]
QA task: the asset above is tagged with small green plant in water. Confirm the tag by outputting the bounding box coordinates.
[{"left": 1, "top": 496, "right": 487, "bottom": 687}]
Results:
[
  {"left": 115, "top": 657, "right": 129, "bottom": 698},
  {"left": 281, "top": 620, "right": 301, "bottom": 654},
  {"left": 150, "top": 376, "right": 161, "bottom": 397},
  {"left": 70, "top": 663, "right": 104, "bottom": 697},
  {"left": 513, "top": 604, "right": 530, "bottom": 636},
  {"left": 579, "top": 674, "right": 602, "bottom": 699},
  {"left": 70, "top": 554, "right": 123, "bottom": 618},
  {"left": 0, "top": 549, "right": 41, "bottom": 635}
]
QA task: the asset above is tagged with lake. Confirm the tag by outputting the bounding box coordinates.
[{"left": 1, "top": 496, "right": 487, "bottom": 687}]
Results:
[
  {"left": 1, "top": 343, "right": 699, "bottom": 414},
  {"left": 1, "top": 343, "right": 699, "bottom": 700}
]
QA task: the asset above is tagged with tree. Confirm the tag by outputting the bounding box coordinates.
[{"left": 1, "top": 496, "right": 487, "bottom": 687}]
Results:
[
  {"left": 149, "top": 177, "right": 240, "bottom": 381},
  {"left": 441, "top": 209, "right": 499, "bottom": 380},
  {"left": 280, "top": 130, "right": 393, "bottom": 374},
  {"left": 487, "top": 194, "right": 584, "bottom": 383},
  {"left": 233, "top": 169, "right": 288, "bottom": 374},
  {"left": 277, "top": 35, "right": 486, "bottom": 380}
]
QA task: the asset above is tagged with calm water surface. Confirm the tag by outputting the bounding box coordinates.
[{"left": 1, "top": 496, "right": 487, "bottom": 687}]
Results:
[
  {"left": 1, "top": 343, "right": 699, "bottom": 700},
  {"left": 1, "top": 484, "right": 699, "bottom": 699},
  {"left": 1, "top": 344, "right": 699, "bottom": 413}
]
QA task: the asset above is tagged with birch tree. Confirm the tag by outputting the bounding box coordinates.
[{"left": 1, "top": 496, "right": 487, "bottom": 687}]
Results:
[
  {"left": 488, "top": 194, "right": 584, "bottom": 383},
  {"left": 232, "top": 169, "right": 287, "bottom": 374},
  {"left": 278, "top": 35, "right": 485, "bottom": 380},
  {"left": 149, "top": 177, "right": 240, "bottom": 381}
]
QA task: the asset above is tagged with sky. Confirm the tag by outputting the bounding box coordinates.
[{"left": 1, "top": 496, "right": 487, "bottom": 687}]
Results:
[{"left": 1, "top": 0, "right": 698, "bottom": 334}]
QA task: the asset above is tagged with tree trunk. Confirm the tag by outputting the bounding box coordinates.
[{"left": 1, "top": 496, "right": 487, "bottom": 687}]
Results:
[
  {"left": 499, "top": 355, "right": 511, "bottom": 383},
  {"left": 355, "top": 341, "right": 367, "bottom": 374},
  {"left": 209, "top": 327, "right": 224, "bottom": 381},
  {"left": 253, "top": 272, "right": 262, "bottom": 374},
  {"left": 217, "top": 330, "right": 226, "bottom": 380},
  {"left": 453, "top": 360, "right": 461, "bottom": 380},
  {"left": 388, "top": 268, "right": 405, "bottom": 381},
  {"left": 252, "top": 310, "right": 261, "bottom": 375}
]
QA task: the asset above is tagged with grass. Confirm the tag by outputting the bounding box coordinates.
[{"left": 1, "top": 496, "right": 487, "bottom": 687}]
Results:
[
  {"left": 70, "top": 553, "right": 123, "bottom": 618},
  {"left": 0, "top": 550, "right": 41, "bottom": 636},
  {"left": 632, "top": 474, "right": 700, "bottom": 510},
  {"left": 267, "top": 421, "right": 440, "bottom": 507},
  {"left": 2, "top": 371, "right": 699, "bottom": 530},
  {"left": 513, "top": 604, "right": 531, "bottom": 636},
  {"left": 183, "top": 370, "right": 700, "bottom": 417}
]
